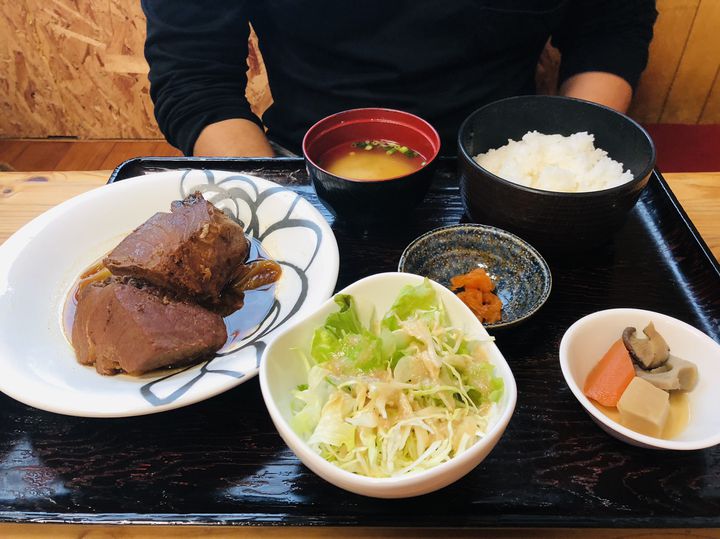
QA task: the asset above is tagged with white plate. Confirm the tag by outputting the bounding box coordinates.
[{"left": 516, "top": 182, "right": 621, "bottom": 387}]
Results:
[{"left": 0, "top": 169, "right": 339, "bottom": 417}]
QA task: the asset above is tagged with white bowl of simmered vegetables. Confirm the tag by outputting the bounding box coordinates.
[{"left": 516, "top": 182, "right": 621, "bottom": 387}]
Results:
[
  {"left": 560, "top": 308, "right": 720, "bottom": 450},
  {"left": 259, "top": 272, "right": 517, "bottom": 498}
]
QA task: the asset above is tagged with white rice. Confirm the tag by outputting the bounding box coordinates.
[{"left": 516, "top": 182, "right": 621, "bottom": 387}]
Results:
[{"left": 473, "top": 131, "right": 632, "bottom": 193}]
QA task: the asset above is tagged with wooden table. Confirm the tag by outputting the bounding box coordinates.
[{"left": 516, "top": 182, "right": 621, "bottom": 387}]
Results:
[
  {"left": 0, "top": 169, "right": 719, "bottom": 539},
  {"left": 1, "top": 170, "right": 718, "bottom": 259}
]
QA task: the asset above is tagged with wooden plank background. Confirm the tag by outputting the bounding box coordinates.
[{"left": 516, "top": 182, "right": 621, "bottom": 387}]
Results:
[
  {"left": 0, "top": 0, "right": 717, "bottom": 141},
  {"left": 636, "top": 0, "right": 720, "bottom": 124}
]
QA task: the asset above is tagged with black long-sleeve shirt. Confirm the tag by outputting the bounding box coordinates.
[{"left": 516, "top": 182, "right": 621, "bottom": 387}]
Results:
[{"left": 142, "top": 1, "right": 657, "bottom": 156}]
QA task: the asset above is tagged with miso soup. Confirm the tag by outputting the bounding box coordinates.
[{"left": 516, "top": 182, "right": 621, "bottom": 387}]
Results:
[{"left": 319, "top": 139, "right": 426, "bottom": 180}]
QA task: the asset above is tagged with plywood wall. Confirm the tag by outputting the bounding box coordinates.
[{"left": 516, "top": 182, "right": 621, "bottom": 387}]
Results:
[
  {"left": 0, "top": 1, "right": 157, "bottom": 138},
  {"left": 0, "top": 0, "right": 717, "bottom": 141},
  {"left": 0, "top": 0, "right": 270, "bottom": 140}
]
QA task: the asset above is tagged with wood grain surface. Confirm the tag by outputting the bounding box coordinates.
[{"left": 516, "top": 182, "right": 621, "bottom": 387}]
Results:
[
  {"left": 1, "top": 170, "right": 717, "bottom": 260},
  {"left": 0, "top": 1, "right": 270, "bottom": 139},
  {"left": 658, "top": 0, "right": 720, "bottom": 123},
  {"left": 1, "top": 524, "right": 720, "bottom": 539},
  {"left": 0, "top": 0, "right": 156, "bottom": 138},
  {"left": 0, "top": 140, "right": 182, "bottom": 171},
  {"left": 628, "top": 0, "right": 700, "bottom": 123}
]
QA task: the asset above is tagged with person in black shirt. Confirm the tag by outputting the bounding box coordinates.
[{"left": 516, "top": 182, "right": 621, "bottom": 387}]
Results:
[{"left": 141, "top": 1, "right": 657, "bottom": 157}]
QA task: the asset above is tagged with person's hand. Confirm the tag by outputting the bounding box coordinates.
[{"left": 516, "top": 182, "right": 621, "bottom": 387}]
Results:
[
  {"left": 560, "top": 71, "right": 633, "bottom": 113},
  {"left": 193, "top": 118, "right": 274, "bottom": 157}
]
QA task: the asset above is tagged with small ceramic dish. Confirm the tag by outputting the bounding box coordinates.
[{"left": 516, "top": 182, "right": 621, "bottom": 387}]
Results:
[
  {"left": 397, "top": 224, "right": 551, "bottom": 330},
  {"left": 559, "top": 308, "right": 720, "bottom": 450},
  {"left": 259, "top": 272, "right": 517, "bottom": 498}
]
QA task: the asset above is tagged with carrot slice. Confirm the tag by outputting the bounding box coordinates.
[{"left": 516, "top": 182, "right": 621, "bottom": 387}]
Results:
[{"left": 583, "top": 339, "right": 635, "bottom": 407}]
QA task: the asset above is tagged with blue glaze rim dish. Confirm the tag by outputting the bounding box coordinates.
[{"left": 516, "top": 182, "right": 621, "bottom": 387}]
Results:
[
  {"left": 0, "top": 169, "right": 339, "bottom": 417},
  {"left": 397, "top": 223, "right": 552, "bottom": 330}
]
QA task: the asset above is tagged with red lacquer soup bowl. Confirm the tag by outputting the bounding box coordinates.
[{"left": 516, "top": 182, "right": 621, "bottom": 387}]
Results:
[{"left": 303, "top": 108, "right": 441, "bottom": 224}]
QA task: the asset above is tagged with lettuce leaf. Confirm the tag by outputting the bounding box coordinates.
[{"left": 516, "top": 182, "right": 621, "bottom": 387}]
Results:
[
  {"left": 381, "top": 279, "right": 445, "bottom": 331},
  {"left": 310, "top": 294, "right": 384, "bottom": 371},
  {"left": 309, "top": 391, "right": 356, "bottom": 451},
  {"left": 290, "top": 365, "right": 332, "bottom": 439},
  {"left": 323, "top": 294, "right": 363, "bottom": 337},
  {"left": 294, "top": 279, "right": 506, "bottom": 478}
]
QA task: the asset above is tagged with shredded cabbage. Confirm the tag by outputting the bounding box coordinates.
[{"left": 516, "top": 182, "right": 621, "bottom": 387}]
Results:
[{"left": 290, "top": 279, "right": 503, "bottom": 478}]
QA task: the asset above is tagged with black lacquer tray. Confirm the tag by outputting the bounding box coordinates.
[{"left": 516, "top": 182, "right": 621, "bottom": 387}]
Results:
[{"left": 1, "top": 158, "right": 718, "bottom": 527}]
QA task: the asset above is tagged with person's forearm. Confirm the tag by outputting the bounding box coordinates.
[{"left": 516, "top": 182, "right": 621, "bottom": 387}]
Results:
[
  {"left": 560, "top": 71, "right": 633, "bottom": 113},
  {"left": 193, "top": 118, "right": 274, "bottom": 157}
]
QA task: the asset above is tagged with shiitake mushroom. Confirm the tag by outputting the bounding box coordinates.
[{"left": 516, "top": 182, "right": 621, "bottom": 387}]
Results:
[{"left": 622, "top": 322, "right": 670, "bottom": 370}]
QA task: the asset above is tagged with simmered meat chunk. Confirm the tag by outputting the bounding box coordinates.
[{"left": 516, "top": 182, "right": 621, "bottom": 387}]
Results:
[
  {"left": 104, "top": 192, "right": 248, "bottom": 299},
  {"left": 72, "top": 279, "right": 227, "bottom": 375}
]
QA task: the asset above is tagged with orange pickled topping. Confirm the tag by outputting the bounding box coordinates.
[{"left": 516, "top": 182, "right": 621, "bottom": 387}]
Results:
[
  {"left": 456, "top": 289, "right": 484, "bottom": 314},
  {"left": 450, "top": 267, "right": 494, "bottom": 292},
  {"left": 451, "top": 267, "right": 502, "bottom": 324}
]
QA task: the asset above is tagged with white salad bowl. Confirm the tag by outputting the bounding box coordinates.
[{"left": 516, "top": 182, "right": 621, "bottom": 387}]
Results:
[
  {"left": 259, "top": 272, "right": 517, "bottom": 498},
  {"left": 559, "top": 308, "right": 720, "bottom": 450}
]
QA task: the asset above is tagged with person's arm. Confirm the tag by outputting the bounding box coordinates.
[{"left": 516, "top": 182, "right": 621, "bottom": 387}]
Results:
[
  {"left": 142, "top": 1, "right": 269, "bottom": 156},
  {"left": 560, "top": 71, "right": 632, "bottom": 113},
  {"left": 194, "top": 119, "right": 273, "bottom": 157},
  {"left": 552, "top": 0, "right": 657, "bottom": 112}
]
